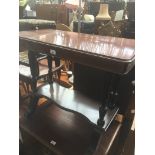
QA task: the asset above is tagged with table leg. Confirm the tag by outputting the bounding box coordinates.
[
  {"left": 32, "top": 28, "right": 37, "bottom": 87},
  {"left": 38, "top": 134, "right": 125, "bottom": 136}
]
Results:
[
  {"left": 97, "top": 73, "right": 120, "bottom": 127},
  {"left": 25, "top": 95, "right": 40, "bottom": 118}
]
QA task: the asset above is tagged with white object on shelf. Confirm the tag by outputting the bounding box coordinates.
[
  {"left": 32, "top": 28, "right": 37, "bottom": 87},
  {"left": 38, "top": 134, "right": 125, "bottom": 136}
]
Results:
[
  {"left": 84, "top": 14, "right": 94, "bottom": 22},
  {"left": 114, "top": 10, "right": 124, "bottom": 21}
]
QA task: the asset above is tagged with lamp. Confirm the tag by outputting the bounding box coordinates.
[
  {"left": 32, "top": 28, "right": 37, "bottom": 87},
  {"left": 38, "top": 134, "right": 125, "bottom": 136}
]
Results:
[
  {"left": 65, "top": 0, "right": 84, "bottom": 32},
  {"left": 96, "top": 4, "right": 111, "bottom": 20}
]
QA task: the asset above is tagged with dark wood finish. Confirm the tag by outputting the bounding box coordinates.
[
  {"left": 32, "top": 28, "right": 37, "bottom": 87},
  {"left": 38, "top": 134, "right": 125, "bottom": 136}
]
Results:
[
  {"left": 36, "top": 4, "right": 69, "bottom": 26},
  {"left": 74, "top": 64, "right": 135, "bottom": 114},
  {"left": 121, "top": 130, "right": 135, "bottom": 155},
  {"left": 19, "top": 29, "right": 134, "bottom": 128},
  {"left": 20, "top": 102, "right": 122, "bottom": 155},
  {"left": 20, "top": 103, "right": 100, "bottom": 155},
  {"left": 36, "top": 4, "right": 52, "bottom": 21},
  {"left": 19, "top": 29, "right": 135, "bottom": 75},
  {"left": 19, "top": 29, "right": 134, "bottom": 154},
  {"left": 115, "top": 81, "right": 135, "bottom": 155},
  {"left": 93, "top": 121, "right": 122, "bottom": 155},
  {"left": 116, "top": 117, "right": 135, "bottom": 155},
  {"left": 36, "top": 82, "right": 119, "bottom": 130}
]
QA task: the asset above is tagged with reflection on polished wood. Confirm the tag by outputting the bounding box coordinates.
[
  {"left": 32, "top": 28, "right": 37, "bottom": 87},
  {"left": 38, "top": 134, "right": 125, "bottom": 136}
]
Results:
[
  {"left": 36, "top": 82, "right": 119, "bottom": 130},
  {"left": 20, "top": 103, "right": 100, "bottom": 155},
  {"left": 19, "top": 29, "right": 135, "bottom": 74}
]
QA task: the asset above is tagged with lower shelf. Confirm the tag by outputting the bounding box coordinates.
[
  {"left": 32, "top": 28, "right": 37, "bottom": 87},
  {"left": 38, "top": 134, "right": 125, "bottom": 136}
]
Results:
[
  {"left": 20, "top": 103, "right": 100, "bottom": 155},
  {"left": 37, "top": 82, "right": 119, "bottom": 130},
  {"left": 20, "top": 103, "right": 122, "bottom": 155}
]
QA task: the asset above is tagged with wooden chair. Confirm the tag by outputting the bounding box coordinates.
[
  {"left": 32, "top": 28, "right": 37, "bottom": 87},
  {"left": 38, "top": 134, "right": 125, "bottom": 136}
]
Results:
[{"left": 19, "top": 51, "right": 64, "bottom": 101}]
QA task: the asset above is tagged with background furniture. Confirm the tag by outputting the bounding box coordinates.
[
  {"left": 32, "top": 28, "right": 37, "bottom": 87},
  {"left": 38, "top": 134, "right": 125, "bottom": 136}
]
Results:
[
  {"left": 87, "top": 1, "right": 125, "bottom": 17},
  {"left": 19, "top": 0, "right": 28, "bottom": 19},
  {"left": 19, "top": 18, "right": 56, "bottom": 31},
  {"left": 122, "top": 2, "right": 135, "bottom": 39},
  {"left": 97, "top": 20, "right": 121, "bottom": 37},
  {"left": 84, "top": 1, "right": 135, "bottom": 38},
  {"left": 56, "top": 23, "right": 72, "bottom": 31},
  {"left": 36, "top": 4, "right": 69, "bottom": 26},
  {"left": 73, "top": 21, "right": 95, "bottom": 34},
  {"left": 94, "top": 4, "right": 111, "bottom": 34}
]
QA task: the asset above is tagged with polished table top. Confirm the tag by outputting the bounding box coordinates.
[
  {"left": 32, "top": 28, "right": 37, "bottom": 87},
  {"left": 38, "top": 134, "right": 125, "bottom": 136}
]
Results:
[{"left": 19, "top": 29, "right": 135, "bottom": 74}]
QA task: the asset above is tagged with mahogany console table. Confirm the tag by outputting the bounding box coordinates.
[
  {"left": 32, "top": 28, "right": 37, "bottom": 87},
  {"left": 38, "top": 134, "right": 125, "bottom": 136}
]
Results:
[
  {"left": 19, "top": 29, "right": 134, "bottom": 128},
  {"left": 19, "top": 29, "right": 135, "bottom": 154},
  {"left": 19, "top": 29, "right": 134, "bottom": 154}
]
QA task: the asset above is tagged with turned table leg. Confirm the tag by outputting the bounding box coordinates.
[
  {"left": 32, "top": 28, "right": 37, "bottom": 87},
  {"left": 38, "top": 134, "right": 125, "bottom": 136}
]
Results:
[{"left": 97, "top": 73, "right": 120, "bottom": 127}]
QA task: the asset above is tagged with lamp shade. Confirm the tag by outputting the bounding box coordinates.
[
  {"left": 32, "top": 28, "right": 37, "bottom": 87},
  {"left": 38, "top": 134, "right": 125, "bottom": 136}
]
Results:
[{"left": 96, "top": 4, "right": 111, "bottom": 20}]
